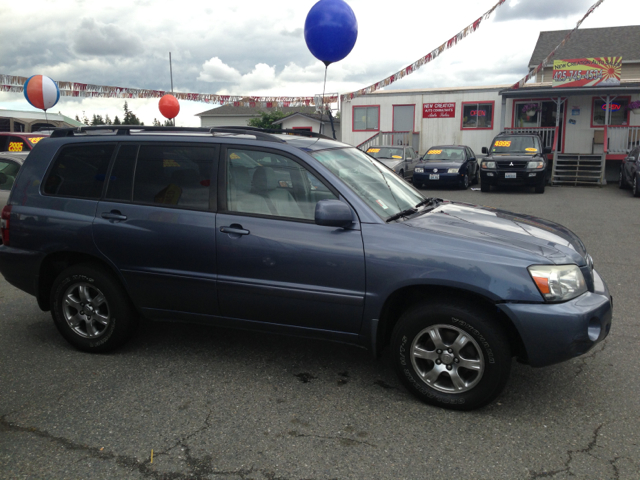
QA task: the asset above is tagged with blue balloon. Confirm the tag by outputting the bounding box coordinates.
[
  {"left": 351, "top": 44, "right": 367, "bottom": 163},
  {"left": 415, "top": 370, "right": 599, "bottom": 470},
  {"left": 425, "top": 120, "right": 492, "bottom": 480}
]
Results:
[{"left": 304, "top": 0, "right": 358, "bottom": 66}]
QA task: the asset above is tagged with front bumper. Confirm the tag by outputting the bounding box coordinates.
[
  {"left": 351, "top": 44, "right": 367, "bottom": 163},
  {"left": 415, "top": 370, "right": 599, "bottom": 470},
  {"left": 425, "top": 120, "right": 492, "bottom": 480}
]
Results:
[
  {"left": 498, "top": 269, "right": 612, "bottom": 367},
  {"left": 413, "top": 171, "right": 465, "bottom": 185},
  {"left": 481, "top": 169, "right": 544, "bottom": 186}
]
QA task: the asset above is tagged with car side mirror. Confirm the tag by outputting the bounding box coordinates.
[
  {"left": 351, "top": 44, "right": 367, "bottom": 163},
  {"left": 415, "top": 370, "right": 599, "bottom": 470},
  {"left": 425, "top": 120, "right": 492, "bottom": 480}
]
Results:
[
  {"left": 482, "top": 147, "right": 488, "bottom": 154},
  {"left": 543, "top": 146, "right": 552, "bottom": 154},
  {"left": 315, "top": 199, "right": 354, "bottom": 228},
  {"left": 0, "top": 172, "right": 6, "bottom": 185}
]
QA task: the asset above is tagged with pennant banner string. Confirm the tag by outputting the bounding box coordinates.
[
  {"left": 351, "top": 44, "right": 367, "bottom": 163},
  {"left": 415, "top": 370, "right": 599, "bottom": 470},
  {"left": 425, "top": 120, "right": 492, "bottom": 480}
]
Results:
[
  {"left": 340, "top": 0, "right": 508, "bottom": 102},
  {"left": 510, "top": 0, "right": 606, "bottom": 89},
  {"left": 0, "top": 74, "right": 337, "bottom": 108}
]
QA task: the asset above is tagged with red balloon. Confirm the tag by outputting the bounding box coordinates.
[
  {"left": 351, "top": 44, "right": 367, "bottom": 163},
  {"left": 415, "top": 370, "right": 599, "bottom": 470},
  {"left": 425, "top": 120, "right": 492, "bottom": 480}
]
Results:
[{"left": 159, "top": 94, "right": 180, "bottom": 119}]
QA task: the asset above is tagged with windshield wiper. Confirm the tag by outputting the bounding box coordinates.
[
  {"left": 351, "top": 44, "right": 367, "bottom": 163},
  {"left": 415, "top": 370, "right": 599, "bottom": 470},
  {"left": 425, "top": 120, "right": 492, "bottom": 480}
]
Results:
[
  {"left": 386, "top": 208, "right": 418, "bottom": 222},
  {"left": 386, "top": 198, "right": 440, "bottom": 222}
]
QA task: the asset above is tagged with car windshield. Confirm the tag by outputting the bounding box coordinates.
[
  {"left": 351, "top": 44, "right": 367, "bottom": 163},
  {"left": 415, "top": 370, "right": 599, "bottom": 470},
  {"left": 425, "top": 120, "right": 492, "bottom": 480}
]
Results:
[
  {"left": 490, "top": 136, "right": 540, "bottom": 155},
  {"left": 421, "top": 147, "right": 465, "bottom": 163},
  {"left": 311, "top": 147, "right": 425, "bottom": 220},
  {"left": 365, "top": 147, "right": 404, "bottom": 160}
]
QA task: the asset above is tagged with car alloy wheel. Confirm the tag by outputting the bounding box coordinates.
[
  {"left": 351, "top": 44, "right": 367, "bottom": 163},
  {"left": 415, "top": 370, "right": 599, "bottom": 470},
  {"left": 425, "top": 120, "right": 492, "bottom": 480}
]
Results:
[
  {"left": 409, "top": 324, "right": 484, "bottom": 393},
  {"left": 62, "top": 282, "right": 111, "bottom": 338}
]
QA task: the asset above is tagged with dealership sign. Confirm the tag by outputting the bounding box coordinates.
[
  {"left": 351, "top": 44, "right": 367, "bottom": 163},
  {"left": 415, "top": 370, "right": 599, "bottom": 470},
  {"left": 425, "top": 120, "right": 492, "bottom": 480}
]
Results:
[
  {"left": 552, "top": 57, "right": 622, "bottom": 88},
  {"left": 423, "top": 103, "right": 455, "bottom": 118}
]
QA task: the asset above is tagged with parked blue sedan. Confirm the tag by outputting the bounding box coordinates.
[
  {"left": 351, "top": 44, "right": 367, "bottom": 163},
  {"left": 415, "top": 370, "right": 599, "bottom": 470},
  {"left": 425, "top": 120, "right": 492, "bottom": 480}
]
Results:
[{"left": 413, "top": 145, "right": 479, "bottom": 189}]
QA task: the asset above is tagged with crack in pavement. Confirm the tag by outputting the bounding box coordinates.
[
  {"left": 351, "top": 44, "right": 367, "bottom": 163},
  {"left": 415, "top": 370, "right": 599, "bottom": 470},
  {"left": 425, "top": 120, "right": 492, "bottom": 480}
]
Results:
[
  {"left": 574, "top": 340, "right": 608, "bottom": 377},
  {"left": 527, "top": 423, "right": 633, "bottom": 479},
  {"left": 0, "top": 413, "right": 296, "bottom": 479}
]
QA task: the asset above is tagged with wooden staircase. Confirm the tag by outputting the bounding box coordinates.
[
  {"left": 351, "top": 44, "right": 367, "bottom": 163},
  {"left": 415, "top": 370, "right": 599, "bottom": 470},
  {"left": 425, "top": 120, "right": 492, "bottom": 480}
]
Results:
[{"left": 551, "top": 153, "right": 606, "bottom": 186}]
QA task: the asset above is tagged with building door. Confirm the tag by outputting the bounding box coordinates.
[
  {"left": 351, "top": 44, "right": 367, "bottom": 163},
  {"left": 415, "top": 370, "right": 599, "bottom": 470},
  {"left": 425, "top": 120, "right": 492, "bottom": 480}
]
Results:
[{"left": 393, "top": 105, "right": 415, "bottom": 146}]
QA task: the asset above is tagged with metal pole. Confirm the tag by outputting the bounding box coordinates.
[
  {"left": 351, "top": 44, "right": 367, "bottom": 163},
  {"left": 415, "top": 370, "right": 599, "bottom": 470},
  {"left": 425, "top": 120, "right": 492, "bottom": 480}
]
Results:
[{"left": 169, "top": 52, "right": 175, "bottom": 126}]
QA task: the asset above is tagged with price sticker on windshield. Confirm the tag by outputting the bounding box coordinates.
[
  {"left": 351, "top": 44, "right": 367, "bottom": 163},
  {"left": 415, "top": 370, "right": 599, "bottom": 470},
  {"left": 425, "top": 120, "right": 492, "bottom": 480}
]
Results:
[
  {"left": 494, "top": 140, "right": 511, "bottom": 147},
  {"left": 525, "top": 148, "right": 538, "bottom": 152},
  {"left": 229, "top": 153, "right": 241, "bottom": 159},
  {"left": 27, "top": 137, "right": 45, "bottom": 145},
  {"left": 427, "top": 149, "right": 442, "bottom": 154},
  {"left": 367, "top": 148, "right": 380, "bottom": 153},
  {"left": 8, "top": 142, "right": 24, "bottom": 152},
  {"left": 392, "top": 155, "right": 402, "bottom": 159}
]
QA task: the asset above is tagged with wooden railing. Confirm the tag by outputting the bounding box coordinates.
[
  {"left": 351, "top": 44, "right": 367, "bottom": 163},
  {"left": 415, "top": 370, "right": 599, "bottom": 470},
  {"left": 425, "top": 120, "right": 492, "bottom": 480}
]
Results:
[{"left": 605, "top": 126, "right": 640, "bottom": 154}]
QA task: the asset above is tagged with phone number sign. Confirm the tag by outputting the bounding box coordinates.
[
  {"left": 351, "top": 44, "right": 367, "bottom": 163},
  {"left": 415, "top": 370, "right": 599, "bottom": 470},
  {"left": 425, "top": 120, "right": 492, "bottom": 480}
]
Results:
[
  {"left": 423, "top": 103, "right": 455, "bottom": 118},
  {"left": 552, "top": 57, "right": 621, "bottom": 88}
]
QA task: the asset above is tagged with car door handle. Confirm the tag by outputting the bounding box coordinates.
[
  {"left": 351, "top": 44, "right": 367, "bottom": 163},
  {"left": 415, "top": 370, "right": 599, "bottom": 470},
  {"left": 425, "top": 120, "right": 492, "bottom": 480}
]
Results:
[
  {"left": 101, "top": 211, "right": 127, "bottom": 222},
  {"left": 220, "top": 225, "right": 250, "bottom": 236}
]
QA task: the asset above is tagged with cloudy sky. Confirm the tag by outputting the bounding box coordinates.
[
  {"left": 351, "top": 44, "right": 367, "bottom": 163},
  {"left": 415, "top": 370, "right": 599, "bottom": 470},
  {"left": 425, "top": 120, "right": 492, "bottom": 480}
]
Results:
[{"left": 0, "top": 0, "right": 633, "bottom": 126}]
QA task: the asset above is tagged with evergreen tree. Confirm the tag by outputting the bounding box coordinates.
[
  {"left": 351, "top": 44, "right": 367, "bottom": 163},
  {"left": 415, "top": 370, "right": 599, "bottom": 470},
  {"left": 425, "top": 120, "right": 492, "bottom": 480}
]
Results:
[
  {"left": 113, "top": 116, "right": 121, "bottom": 125},
  {"left": 105, "top": 114, "right": 112, "bottom": 125},
  {"left": 122, "top": 101, "right": 144, "bottom": 125}
]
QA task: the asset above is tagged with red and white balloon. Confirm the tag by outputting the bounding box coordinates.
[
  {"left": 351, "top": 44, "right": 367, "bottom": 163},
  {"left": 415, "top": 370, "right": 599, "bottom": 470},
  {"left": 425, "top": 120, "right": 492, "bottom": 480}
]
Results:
[{"left": 23, "top": 75, "right": 60, "bottom": 111}]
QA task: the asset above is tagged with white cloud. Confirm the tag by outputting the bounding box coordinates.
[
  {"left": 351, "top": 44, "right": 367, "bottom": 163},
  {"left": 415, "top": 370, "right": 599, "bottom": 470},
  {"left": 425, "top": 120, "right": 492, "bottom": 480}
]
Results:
[{"left": 197, "top": 57, "right": 241, "bottom": 83}]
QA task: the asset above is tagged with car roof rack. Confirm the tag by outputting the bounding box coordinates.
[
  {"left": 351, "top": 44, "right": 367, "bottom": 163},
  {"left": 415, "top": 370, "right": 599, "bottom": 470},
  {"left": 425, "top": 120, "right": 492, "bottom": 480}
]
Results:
[
  {"left": 48, "top": 125, "right": 335, "bottom": 142},
  {"left": 48, "top": 125, "right": 285, "bottom": 143}
]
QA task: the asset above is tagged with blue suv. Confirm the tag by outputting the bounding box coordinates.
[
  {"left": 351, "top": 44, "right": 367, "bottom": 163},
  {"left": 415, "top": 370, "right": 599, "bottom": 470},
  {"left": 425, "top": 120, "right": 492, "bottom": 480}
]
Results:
[{"left": 0, "top": 126, "right": 612, "bottom": 410}]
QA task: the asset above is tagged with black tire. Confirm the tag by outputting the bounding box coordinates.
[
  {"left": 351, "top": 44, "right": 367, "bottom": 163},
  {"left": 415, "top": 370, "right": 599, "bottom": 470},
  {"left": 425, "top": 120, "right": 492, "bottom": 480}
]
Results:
[
  {"left": 534, "top": 179, "right": 545, "bottom": 194},
  {"left": 460, "top": 174, "right": 469, "bottom": 190},
  {"left": 399, "top": 169, "right": 405, "bottom": 180},
  {"left": 634, "top": 175, "right": 640, "bottom": 198},
  {"left": 480, "top": 181, "right": 491, "bottom": 192},
  {"left": 619, "top": 168, "right": 627, "bottom": 189},
  {"left": 50, "top": 263, "right": 138, "bottom": 353},
  {"left": 390, "top": 301, "right": 511, "bottom": 410}
]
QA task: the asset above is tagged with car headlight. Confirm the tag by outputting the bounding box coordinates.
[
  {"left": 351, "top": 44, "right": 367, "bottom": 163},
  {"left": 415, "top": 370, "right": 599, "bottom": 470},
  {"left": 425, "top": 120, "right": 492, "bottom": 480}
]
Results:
[
  {"left": 528, "top": 265, "right": 587, "bottom": 302},
  {"left": 415, "top": 167, "right": 424, "bottom": 173},
  {"left": 527, "top": 161, "right": 545, "bottom": 169},
  {"left": 447, "top": 168, "right": 459, "bottom": 173},
  {"left": 481, "top": 161, "right": 496, "bottom": 169}
]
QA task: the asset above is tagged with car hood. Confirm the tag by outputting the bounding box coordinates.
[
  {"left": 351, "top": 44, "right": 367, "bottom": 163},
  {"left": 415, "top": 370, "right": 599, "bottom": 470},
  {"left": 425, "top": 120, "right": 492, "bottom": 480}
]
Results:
[
  {"left": 417, "top": 161, "right": 463, "bottom": 170},
  {"left": 405, "top": 200, "right": 587, "bottom": 264},
  {"left": 486, "top": 154, "right": 539, "bottom": 162}
]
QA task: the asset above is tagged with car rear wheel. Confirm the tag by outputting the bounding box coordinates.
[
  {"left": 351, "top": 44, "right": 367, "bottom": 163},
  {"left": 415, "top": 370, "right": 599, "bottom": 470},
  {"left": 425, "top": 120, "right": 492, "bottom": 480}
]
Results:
[
  {"left": 634, "top": 175, "right": 640, "bottom": 197},
  {"left": 474, "top": 169, "right": 480, "bottom": 185},
  {"left": 50, "top": 263, "right": 138, "bottom": 353},
  {"left": 390, "top": 301, "right": 511, "bottom": 410},
  {"left": 619, "top": 169, "right": 627, "bottom": 189}
]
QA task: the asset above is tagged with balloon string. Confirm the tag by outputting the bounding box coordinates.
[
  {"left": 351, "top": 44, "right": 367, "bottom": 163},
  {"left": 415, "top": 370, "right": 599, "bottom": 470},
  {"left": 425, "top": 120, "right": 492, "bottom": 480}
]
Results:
[{"left": 321, "top": 65, "right": 328, "bottom": 115}]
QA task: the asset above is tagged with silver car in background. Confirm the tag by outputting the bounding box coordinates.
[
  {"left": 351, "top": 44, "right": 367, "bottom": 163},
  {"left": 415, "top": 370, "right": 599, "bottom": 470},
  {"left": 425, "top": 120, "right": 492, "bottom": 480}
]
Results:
[
  {"left": 0, "top": 152, "right": 28, "bottom": 208},
  {"left": 365, "top": 145, "right": 419, "bottom": 181}
]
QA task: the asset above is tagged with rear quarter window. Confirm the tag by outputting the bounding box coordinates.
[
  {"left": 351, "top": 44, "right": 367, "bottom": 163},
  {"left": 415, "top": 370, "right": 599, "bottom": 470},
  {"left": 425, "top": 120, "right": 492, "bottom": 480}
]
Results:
[{"left": 43, "top": 144, "right": 115, "bottom": 199}]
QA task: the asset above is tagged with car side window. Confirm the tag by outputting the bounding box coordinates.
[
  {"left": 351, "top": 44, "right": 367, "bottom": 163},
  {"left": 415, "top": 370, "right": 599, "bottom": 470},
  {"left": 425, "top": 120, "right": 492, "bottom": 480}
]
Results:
[
  {"left": 131, "top": 145, "right": 216, "bottom": 210},
  {"left": 43, "top": 144, "right": 115, "bottom": 199},
  {"left": 225, "top": 148, "right": 337, "bottom": 221},
  {"left": 0, "top": 160, "right": 20, "bottom": 191},
  {"left": 468, "top": 147, "right": 476, "bottom": 159}
]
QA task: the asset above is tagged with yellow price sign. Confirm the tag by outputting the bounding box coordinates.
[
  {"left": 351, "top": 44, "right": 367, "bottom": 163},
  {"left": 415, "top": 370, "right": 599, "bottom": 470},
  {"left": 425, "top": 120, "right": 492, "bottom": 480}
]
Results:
[
  {"left": 392, "top": 155, "right": 402, "bottom": 159},
  {"left": 8, "top": 142, "right": 24, "bottom": 152},
  {"left": 163, "top": 159, "right": 181, "bottom": 167},
  {"left": 229, "top": 153, "right": 241, "bottom": 159},
  {"left": 525, "top": 148, "right": 538, "bottom": 152},
  {"left": 427, "top": 149, "right": 442, "bottom": 154},
  {"left": 494, "top": 140, "right": 511, "bottom": 147},
  {"left": 367, "top": 148, "right": 380, "bottom": 153},
  {"left": 27, "top": 136, "right": 45, "bottom": 145}
]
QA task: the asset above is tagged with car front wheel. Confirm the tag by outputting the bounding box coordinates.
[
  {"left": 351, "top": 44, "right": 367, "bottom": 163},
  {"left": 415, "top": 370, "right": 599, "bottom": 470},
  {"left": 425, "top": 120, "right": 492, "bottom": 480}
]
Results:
[
  {"left": 390, "top": 301, "right": 511, "bottom": 410},
  {"left": 634, "top": 175, "right": 640, "bottom": 197},
  {"left": 480, "top": 181, "right": 491, "bottom": 192},
  {"left": 50, "top": 263, "right": 138, "bottom": 352}
]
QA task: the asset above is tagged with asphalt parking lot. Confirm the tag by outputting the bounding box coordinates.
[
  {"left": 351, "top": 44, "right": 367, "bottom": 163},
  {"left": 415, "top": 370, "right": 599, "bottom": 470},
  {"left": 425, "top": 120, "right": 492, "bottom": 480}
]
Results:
[{"left": 1, "top": 183, "right": 639, "bottom": 480}]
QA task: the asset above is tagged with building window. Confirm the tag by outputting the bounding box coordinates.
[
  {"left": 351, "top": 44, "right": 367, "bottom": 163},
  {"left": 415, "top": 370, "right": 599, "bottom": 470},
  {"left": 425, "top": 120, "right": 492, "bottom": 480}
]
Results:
[
  {"left": 461, "top": 102, "right": 494, "bottom": 129},
  {"left": 353, "top": 106, "right": 379, "bottom": 131},
  {"left": 592, "top": 98, "right": 630, "bottom": 126}
]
